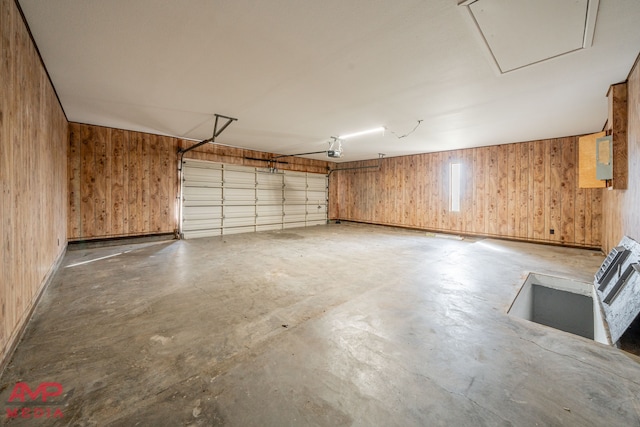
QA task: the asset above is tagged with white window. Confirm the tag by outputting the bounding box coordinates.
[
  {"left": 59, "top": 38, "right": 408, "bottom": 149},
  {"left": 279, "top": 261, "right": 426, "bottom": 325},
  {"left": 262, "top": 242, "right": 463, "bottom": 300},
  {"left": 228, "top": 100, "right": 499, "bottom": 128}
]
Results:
[{"left": 450, "top": 163, "right": 461, "bottom": 212}]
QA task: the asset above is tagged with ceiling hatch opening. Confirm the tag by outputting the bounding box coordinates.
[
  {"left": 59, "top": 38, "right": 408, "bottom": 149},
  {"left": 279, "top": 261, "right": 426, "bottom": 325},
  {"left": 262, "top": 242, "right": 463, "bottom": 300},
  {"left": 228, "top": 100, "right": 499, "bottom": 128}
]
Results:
[{"left": 458, "top": 0, "right": 600, "bottom": 74}]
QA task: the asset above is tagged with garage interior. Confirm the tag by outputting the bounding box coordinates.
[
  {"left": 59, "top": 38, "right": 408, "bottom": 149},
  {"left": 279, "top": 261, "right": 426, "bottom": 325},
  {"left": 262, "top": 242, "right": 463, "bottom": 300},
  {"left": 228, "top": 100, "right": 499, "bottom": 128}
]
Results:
[{"left": 2, "top": 0, "right": 640, "bottom": 425}]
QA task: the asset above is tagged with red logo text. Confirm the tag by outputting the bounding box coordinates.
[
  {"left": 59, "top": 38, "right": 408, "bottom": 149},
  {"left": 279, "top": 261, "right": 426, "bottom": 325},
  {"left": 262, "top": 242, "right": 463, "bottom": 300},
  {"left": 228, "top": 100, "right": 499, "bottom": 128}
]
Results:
[{"left": 5, "top": 382, "right": 64, "bottom": 419}]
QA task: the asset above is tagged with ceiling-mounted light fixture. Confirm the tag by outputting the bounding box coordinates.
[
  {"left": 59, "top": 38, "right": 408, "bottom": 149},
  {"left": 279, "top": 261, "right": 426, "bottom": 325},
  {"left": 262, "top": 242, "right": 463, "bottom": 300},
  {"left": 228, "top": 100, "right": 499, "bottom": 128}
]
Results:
[{"left": 337, "top": 126, "right": 385, "bottom": 140}]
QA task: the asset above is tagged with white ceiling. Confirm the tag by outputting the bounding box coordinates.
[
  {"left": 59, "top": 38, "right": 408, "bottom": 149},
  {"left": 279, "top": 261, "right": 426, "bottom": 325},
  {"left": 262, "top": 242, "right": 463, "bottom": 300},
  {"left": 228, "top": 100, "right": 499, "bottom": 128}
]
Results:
[{"left": 19, "top": 0, "right": 640, "bottom": 162}]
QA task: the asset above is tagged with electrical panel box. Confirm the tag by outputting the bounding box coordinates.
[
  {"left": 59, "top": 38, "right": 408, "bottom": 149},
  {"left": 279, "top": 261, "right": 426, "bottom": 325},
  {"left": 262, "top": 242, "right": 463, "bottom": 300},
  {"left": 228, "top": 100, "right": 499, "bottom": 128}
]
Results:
[{"left": 596, "top": 135, "right": 613, "bottom": 181}]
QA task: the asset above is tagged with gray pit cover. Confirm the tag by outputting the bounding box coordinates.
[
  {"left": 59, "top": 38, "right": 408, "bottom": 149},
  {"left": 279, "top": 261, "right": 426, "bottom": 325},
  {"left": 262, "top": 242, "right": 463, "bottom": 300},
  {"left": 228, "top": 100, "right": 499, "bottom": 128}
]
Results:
[{"left": 594, "top": 236, "right": 640, "bottom": 344}]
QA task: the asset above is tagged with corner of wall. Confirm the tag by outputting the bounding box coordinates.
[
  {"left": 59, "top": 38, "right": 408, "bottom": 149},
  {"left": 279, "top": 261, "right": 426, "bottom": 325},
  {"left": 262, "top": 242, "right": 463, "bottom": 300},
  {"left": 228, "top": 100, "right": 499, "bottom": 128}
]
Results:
[
  {"left": 601, "top": 51, "right": 640, "bottom": 253},
  {"left": 0, "top": 0, "right": 69, "bottom": 370}
]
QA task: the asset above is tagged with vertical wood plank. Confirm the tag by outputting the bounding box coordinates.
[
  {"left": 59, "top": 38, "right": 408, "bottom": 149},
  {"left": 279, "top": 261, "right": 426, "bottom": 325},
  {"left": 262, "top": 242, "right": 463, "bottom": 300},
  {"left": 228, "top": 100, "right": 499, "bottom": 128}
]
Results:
[
  {"left": 110, "top": 128, "right": 126, "bottom": 236},
  {"left": 80, "top": 125, "right": 95, "bottom": 238},
  {"left": 397, "top": 158, "right": 405, "bottom": 225},
  {"left": 518, "top": 142, "right": 530, "bottom": 239},
  {"left": 443, "top": 152, "right": 450, "bottom": 230},
  {"left": 426, "top": 154, "right": 433, "bottom": 229},
  {"left": 93, "top": 126, "right": 109, "bottom": 237},
  {"left": 507, "top": 143, "right": 518, "bottom": 237},
  {"left": 441, "top": 151, "right": 451, "bottom": 231},
  {"left": 388, "top": 159, "right": 396, "bottom": 225},
  {"left": 128, "top": 131, "right": 142, "bottom": 234},
  {"left": 532, "top": 140, "right": 546, "bottom": 240},
  {"left": 462, "top": 150, "right": 474, "bottom": 233},
  {"left": 149, "top": 134, "right": 161, "bottom": 232},
  {"left": 375, "top": 159, "right": 383, "bottom": 223},
  {"left": 353, "top": 167, "right": 359, "bottom": 221},
  {"left": 497, "top": 145, "right": 509, "bottom": 236},
  {"left": 591, "top": 189, "right": 603, "bottom": 247},
  {"left": 406, "top": 156, "right": 416, "bottom": 226},
  {"left": 416, "top": 155, "right": 425, "bottom": 228},
  {"left": 0, "top": 0, "right": 8, "bottom": 344},
  {"left": 431, "top": 152, "right": 441, "bottom": 229},
  {"left": 473, "top": 147, "right": 486, "bottom": 234},
  {"left": 368, "top": 161, "right": 376, "bottom": 223},
  {"left": 561, "top": 138, "right": 576, "bottom": 244},
  {"left": 161, "top": 136, "right": 174, "bottom": 233},
  {"left": 123, "top": 131, "right": 133, "bottom": 234},
  {"left": 487, "top": 146, "right": 498, "bottom": 235},
  {"left": 527, "top": 142, "right": 536, "bottom": 240},
  {"left": 67, "top": 124, "right": 81, "bottom": 238},
  {"left": 575, "top": 185, "right": 586, "bottom": 246},
  {"left": 451, "top": 151, "right": 458, "bottom": 231},
  {"left": 584, "top": 187, "right": 593, "bottom": 246},
  {"left": 141, "top": 133, "right": 151, "bottom": 233},
  {"left": 549, "top": 139, "right": 562, "bottom": 243}
]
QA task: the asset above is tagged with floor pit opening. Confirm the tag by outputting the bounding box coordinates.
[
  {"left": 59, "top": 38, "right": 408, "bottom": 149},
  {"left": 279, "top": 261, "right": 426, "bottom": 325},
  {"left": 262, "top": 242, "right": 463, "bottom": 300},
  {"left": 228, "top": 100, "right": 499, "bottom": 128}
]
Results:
[{"left": 509, "top": 273, "right": 609, "bottom": 344}]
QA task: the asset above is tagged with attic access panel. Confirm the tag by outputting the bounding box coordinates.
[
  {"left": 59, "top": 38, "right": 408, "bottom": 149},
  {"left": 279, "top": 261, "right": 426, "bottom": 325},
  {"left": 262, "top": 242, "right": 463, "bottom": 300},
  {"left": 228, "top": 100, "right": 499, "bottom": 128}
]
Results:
[{"left": 459, "top": 0, "right": 599, "bottom": 74}]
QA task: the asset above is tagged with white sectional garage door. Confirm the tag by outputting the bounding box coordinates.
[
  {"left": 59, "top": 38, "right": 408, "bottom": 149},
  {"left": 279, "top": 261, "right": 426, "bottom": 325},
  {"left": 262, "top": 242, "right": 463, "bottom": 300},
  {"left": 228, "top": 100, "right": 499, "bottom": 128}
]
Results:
[{"left": 181, "top": 159, "right": 328, "bottom": 239}]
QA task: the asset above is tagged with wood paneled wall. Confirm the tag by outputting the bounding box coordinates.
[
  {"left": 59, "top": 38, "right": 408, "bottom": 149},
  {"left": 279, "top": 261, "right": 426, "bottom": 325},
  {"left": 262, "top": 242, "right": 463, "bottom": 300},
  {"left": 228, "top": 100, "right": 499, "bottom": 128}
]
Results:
[
  {"left": 607, "top": 83, "right": 628, "bottom": 189},
  {"left": 602, "top": 54, "right": 640, "bottom": 252},
  {"left": 329, "top": 137, "right": 603, "bottom": 248},
  {"left": 68, "top": 124, "right": 177, "bottom": 239},
  {"left": 1, "top": 0, "right": 68, "bottom": 365},
  {"left": 68, "top": 123, "right": 332, "bottom": 240}
]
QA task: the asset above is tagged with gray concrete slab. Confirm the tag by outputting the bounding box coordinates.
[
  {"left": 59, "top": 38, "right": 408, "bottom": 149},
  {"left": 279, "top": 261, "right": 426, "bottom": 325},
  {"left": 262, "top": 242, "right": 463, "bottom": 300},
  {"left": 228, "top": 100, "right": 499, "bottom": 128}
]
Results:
[{"left": 2, "top": 223, "right": 640, "bottom": 426}]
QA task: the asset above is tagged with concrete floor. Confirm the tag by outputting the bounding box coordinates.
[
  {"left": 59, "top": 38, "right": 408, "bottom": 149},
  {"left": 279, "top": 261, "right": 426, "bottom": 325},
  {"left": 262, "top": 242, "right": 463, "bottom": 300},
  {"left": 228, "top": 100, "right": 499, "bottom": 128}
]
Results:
[{"left": 2, "top": 223, "right": 640, "bottom": 426}]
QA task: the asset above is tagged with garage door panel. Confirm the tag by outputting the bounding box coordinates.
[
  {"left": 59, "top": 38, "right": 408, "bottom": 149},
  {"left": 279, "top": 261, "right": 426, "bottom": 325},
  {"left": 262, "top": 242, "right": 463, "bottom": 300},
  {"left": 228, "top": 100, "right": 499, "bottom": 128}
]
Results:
[
  {"left": 306, "top": 213, "right": 327, "bottom": 222},
  {"left": 257, "top": 205, "right": 283, "bottom": 216},
  {"left": 284, "top": 215, "right": 306, "bottom": 224},
  {"left": 224, "top": 188, "right": 256, "bottom": 204},
  {"left": 223, "top": 216, "right": 256, "bottom": 228},
  {"left": 182, "top": 187, "right": 223, "bottom": 207},
  {"left": 183, "top": 159, "right": 223, "bottom": 169},
  {"left": 256, "top": 215, "right": 283, "bottom": 225},
  {"left": 257, "top": 189, "right": 283, "bottom": 204},
  {"left": 224, "top": 170, "right": 256, "bottom": 188},
  {"left": 183, "top": 205, "right": 223, "bottom": 220},
  {"left": 284, "top": 221, "right": 306, "bottom": 229},
  {"left": 183, "top": 160, "right": 223, "bottom": 171},
  {"left": 224, "top": 205, "right": 255, "bottom": 217},
  {"left": 257, "top": 173, "right": 283, "bottom": 187},
  {"left": 284, "top": 173, "right": 307, "bottom": 190},
  {"left": 182, "top": 161, "right": 327, "bottom": 239},
  {"left": 284, "top": 190, "right": 306, "bottom": 204},
  {"left": 306, "top": 204, "right": 327, "bottom": 215},
  {"left": 284, "top": 205, "right": 306, "bottom": 215},
  {"left": 183, "top": 218, "right": 222, "bottom": 231},
  {"left": 307, "top": 176, "right": 327, "bottom": 191},
  {"left": 257, "top": 224, "right": 283, "bottom": 232},
  {"left": 225, "top": 165, "right": 254, "bottom": 172},
  {"left": 183, "top": 168, "right": 222, "bottom": 187},
  {"left": 182, "top": 228, "right": 222, "bottom": 239},
  {"left": 306, "top": 191, "right": 326, "bottom": 204},
  {"left": 223, "top": 225, "right": 256, "bottom": 235}
]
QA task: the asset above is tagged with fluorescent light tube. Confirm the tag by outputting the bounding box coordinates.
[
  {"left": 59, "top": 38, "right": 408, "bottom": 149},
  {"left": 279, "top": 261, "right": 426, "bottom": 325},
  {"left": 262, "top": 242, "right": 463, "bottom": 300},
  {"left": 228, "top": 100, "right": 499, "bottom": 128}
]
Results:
[{"left": 338, "top": 126, "right": 385, "bottom": 140}]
